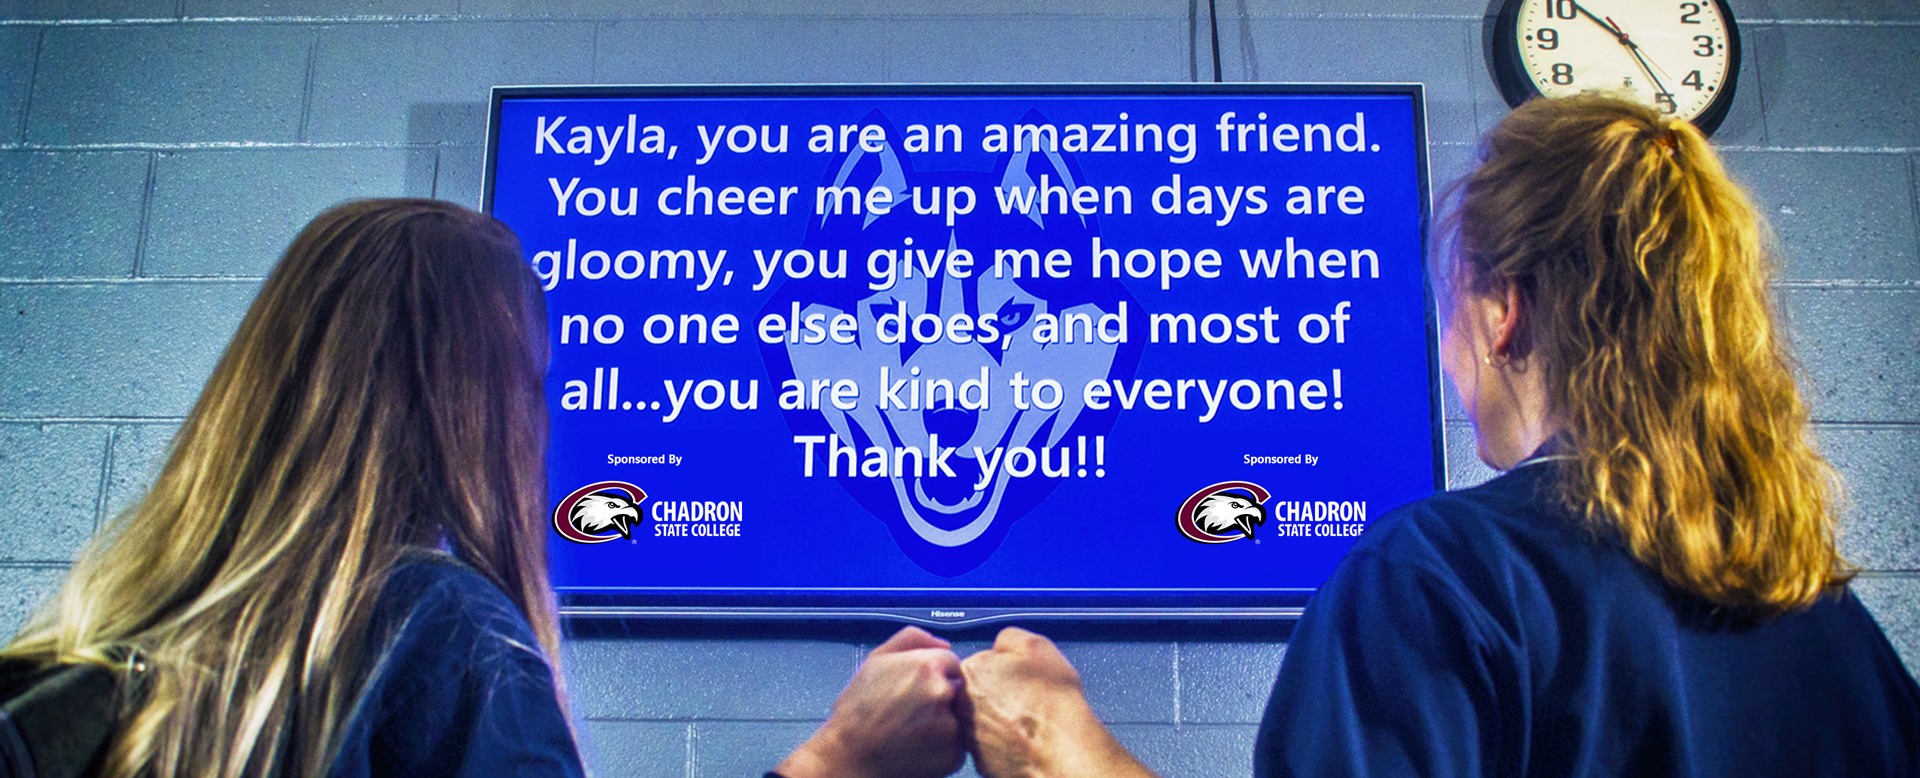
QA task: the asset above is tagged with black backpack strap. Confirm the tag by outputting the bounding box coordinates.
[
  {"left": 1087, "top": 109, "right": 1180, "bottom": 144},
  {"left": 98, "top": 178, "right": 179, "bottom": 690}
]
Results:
[
  {"left": 0, "top": 656, "right": 142, "bottom": 778},
  {"left": 0, "top": 704, "right": 40, "bottom": 778}
]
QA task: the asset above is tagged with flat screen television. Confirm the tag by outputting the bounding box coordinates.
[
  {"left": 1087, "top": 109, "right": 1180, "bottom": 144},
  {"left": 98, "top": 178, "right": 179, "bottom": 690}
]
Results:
[{"left": 484, "top": 84, "right": 1441, "bottom": 626}]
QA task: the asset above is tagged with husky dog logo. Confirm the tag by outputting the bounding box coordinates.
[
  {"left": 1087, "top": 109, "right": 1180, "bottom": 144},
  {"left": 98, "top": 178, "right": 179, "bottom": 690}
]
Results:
[
  {"left": 1178, "top": 482, "right": 1272, "bottom": 543},
  {"left": 761, "top": 109, "right": 1144, "bottom": 577},
  {"left": 553, "top": 481, "right": 648, "bottom": 543}
]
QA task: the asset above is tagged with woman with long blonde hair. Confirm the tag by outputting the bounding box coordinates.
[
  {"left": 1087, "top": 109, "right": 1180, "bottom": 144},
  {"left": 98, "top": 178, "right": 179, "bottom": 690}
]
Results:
[
  {"left": 951, "top": 94, "right": 1919, "bottom": 777},
  {"left": 2, "top": 198, "right": 976, "bottom": 778},
  {"left": 3, "top": 199, "right": 583, "bottom": 777}
]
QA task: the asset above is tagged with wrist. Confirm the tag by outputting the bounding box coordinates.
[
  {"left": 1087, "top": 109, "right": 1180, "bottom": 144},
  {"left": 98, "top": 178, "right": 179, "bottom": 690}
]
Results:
[
  {"left": 1043, "top": 703, "right": 1152, "bottom": 778},
  {"left": 774, "top": 725, "right": 874, "bottom": 778}
]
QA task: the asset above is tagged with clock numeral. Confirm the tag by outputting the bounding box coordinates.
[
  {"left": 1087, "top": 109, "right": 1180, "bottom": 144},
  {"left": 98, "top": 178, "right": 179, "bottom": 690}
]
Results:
[
  {"left": 1547, "top": 0, "right": 1576, "bottom": 19},
  {"left": 1694, "top": 35, "right": 1715, "bottom": 56},
  {"left": 1536, "top": 27, "right": 1559, "bottom": 49},
  {"left": 1655, "top": 92, "right": 1677, "bottom": 114},
  {"left": 1679, "top": 2, "right": 1702, "bottom": 23},
  {"left": 1682, "top": 70, "right": 1704, "bottom": 90},
  {"left": 1551, "top": 63, "right": 1574, "bottom": 85}
]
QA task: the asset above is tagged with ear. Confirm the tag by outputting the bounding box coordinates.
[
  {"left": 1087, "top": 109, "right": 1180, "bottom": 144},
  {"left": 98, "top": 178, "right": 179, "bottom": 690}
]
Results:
[
  {"left": 812, "top": 112, "right": 910, "bottom": 232},
  {"left": 992, "top": 110, "right": 1091, "bottom": 231},
  {"left": 1486, "top": 279, "right": 1527, "bottom": 361}
]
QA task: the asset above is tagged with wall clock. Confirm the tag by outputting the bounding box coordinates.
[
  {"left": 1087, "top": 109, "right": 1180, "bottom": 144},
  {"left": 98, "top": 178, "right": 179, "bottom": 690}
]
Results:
[{"left": 1485, "top": 0, "right": 1741, "bottom": 136}]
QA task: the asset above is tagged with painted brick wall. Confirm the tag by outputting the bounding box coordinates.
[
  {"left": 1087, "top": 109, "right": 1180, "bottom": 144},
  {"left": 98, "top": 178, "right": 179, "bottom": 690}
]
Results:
[{"left": 0, "top": 2, "right": 1913, "bottom": 776}]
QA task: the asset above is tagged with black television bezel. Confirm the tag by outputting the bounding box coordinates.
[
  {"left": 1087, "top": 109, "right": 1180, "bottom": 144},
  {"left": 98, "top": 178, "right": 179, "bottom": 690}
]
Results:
[{"left": 483, "top": 83, "right": 1443, "bottom": 627}]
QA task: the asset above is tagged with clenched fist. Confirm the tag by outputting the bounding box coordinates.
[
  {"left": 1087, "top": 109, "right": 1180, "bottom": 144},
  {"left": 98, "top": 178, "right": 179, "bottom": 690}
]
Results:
[
  {"left": 958, "top": 628, "right": 1158, "bottom": 778},
  {"left": 776, "top": 626, "right": 967, "bottom": 778}
]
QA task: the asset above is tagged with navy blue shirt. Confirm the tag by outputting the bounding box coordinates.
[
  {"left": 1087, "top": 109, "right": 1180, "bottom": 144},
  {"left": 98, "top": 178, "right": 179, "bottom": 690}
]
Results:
[
  {"left": 1256, "top": 461, "right": 1920, "bottom": 777},
  {"left": 329, "top": 553, "right": 585, "bottom": 778}
]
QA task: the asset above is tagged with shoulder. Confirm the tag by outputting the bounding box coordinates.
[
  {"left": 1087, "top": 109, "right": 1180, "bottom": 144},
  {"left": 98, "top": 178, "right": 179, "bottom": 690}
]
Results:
[
  {"left": 332, "top": 552, "right": 578, "bottom": 778},
  {"left": 377, "top": 553, "right": 526, "bottom": 627},
  {"left": 1349, "top": 464, "right": 1572, "bottom": 578},
  {"left": 1322, "top": 464, "right": 1606, "bottom": 640},
  {"left": 1255, "top": 472, "right": 1561, "bottom": 775},
  {"left": 368, "top": 551, "right": 550, "bottom": 682},
  {"left": 1289, "top": 470, "right": 1550, "bottom": 646}
]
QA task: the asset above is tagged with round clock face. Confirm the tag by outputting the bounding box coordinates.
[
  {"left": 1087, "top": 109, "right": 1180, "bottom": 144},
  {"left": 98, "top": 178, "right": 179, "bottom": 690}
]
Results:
[{"left": 1496, "top": 0, "right": 1739, "bottom": 132}]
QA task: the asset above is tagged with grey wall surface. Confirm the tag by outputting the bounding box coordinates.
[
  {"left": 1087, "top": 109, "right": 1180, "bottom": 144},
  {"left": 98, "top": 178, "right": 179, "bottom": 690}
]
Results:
[{"left": 1, "top": 2, "right": 1914, "bottom": 776}]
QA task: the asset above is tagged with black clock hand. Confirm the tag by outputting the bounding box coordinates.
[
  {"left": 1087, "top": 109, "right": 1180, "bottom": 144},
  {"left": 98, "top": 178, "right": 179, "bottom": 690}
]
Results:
[
  {"left": 1603, "top": 14, "right": 1678, "bottom": 84},
  {"left": 1624, "top": 44, "right": 1675, "bottom": 103},
  {"left": 1606, "top": 15, "right": 1679, "bottom": 105},
  {"left": 1570, "top": 3, "right": 1631, "bottom": 45},
  {"left": 1569, "top": 3, "right": 1674, "bottom": 99}
]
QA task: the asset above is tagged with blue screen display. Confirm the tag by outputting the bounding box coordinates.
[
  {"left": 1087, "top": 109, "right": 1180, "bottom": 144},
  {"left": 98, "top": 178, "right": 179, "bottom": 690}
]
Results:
[{"left": 485, "top": 85, "right": 1439, "bottom": 613}]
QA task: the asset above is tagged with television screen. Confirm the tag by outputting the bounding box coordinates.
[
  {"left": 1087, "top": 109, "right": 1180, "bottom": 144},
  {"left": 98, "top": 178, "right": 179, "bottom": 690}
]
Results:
[{"left": 484, "top": 84, "right": 1440, "bottom": 625}]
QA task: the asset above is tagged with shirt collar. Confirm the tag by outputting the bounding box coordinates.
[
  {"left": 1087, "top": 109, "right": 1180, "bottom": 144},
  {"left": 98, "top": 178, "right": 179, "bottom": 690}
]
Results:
[{"left": 1511, "top": 436, "right": 1574, "bottom": 470}]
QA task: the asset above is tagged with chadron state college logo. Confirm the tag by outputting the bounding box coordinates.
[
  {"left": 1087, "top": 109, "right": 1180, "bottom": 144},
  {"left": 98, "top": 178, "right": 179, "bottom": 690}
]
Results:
[
  {"left": 1177, "top": 481, "right": 1272, "bottom": 543},
  {"left": 553, "top": 481, "right": 648, "bottom": 544}
]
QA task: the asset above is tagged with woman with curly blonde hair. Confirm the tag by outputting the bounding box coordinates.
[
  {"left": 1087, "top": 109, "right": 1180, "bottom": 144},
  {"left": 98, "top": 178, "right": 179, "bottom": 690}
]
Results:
[
  {"left": 1247, "top": 93, "right": 1920, "bottom": 776},
  {"left": 953, "top": 94, "right": 1919, "bottom": 778}
]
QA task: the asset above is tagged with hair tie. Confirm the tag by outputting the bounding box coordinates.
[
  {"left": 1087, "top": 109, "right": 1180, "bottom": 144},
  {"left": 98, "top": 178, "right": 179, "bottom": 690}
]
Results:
[{"left": 1657, "top": 126, "right": 1680, "bottom": 153}]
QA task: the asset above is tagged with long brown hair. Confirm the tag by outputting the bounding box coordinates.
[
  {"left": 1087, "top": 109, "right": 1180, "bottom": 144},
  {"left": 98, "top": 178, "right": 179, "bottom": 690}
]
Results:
[
  {"left": 1443, "top": 94, "right": 1849, "bottom": 615},
  {"left": 3, "top": 199, "right": 561, "bottom": 777}
]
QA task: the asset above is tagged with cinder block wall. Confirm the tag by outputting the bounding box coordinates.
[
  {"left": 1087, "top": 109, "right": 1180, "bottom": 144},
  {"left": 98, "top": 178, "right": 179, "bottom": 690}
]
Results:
[{"left": 1, "top": 2, "right": 1913, "bottom": 776}]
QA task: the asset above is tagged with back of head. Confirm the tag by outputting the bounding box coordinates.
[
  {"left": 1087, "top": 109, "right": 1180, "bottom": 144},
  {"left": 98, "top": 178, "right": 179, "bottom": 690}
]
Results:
[
  {"left": 1445, "top": 94, "right": 1847, "bottom": 615},
  {"left": 4, "top": 199, "right": 557, "bottom": 778}
]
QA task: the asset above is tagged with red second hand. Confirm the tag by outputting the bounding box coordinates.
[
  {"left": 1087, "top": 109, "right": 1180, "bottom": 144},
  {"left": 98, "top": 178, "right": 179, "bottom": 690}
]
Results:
[{"left": 1606, "top": 16, "right": 1632, "bottom": 46}]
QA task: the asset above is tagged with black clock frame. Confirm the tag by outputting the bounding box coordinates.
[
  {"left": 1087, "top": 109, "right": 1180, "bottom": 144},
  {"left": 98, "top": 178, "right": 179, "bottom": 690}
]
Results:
[{"left": 1482, "top": 0, "right": 1742, "bottom": 138}]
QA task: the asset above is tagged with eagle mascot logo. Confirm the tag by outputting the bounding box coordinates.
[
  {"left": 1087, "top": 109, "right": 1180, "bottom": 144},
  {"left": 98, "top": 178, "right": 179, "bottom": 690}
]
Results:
[
  {"left": 552, "top": 481, "right": 648, "bottom": 544},
  {"left": 1177, "top": 481, "right": 1272, "bottom": 543}
]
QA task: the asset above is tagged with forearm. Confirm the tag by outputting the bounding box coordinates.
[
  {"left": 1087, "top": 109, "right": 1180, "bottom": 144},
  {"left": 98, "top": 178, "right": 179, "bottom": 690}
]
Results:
[
  {"left": 968, "top": 693, "right": 1160, "bottom": 778},
  {"left": 771, "top": 734, "right": 859, "bottom": 778},
  {"left": 772, "top": 722, "right": 892, "bottom": 778},
  {"left": 1036, "top": 707, "right": 1160, "bottom": 778}
]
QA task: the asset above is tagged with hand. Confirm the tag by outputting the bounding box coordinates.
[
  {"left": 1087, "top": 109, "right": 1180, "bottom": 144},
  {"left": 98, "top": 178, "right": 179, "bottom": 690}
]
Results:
[
  {"left": 776, "top": 626, "right": 966, "bottom": 778},
  {"left": 958, "top": 628, "right": 1158, "bottom": 778}
]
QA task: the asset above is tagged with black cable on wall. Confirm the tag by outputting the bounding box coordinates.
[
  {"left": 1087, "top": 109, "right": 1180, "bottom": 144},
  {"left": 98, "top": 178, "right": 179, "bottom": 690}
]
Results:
[{"left": 1208, "top": 0, "right": 1224, "bottom": 82}]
